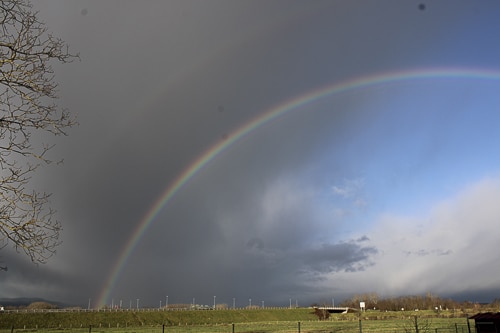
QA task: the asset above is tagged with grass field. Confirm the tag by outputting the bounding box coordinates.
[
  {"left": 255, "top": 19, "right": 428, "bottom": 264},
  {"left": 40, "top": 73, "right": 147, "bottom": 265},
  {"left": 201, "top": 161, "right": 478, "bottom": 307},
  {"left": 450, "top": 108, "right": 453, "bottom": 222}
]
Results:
[{"left": 0, "top": 308, "right": 476, "bottom": 333}]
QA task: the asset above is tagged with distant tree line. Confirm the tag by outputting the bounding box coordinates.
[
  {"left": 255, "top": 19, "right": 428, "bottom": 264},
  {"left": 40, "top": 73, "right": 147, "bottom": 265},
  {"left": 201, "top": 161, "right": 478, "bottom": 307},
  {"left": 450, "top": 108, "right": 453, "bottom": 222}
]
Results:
[{"left": 337, "top": 292, "right": 484, "bottom": 311}]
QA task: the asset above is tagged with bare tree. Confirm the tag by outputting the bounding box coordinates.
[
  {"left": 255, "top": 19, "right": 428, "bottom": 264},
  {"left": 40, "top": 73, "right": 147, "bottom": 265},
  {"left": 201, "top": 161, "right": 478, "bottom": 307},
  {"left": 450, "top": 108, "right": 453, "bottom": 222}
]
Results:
[
  {"left": 312, "top": 306, "right": 330, "bottom": 320},
  {"left": 402, "top": 315, "right": 432, "bottom": 333},
  {"left": 27, "top": 301, "right": 57, "bottom": 310},
  {"left": 0, "top": 0, "right": 77, "bottom": 263}
]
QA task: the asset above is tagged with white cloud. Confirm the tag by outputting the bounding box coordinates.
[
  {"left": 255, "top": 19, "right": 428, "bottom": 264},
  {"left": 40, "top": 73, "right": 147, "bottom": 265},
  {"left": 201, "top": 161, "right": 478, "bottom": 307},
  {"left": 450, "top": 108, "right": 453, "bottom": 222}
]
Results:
[
  {"left": 316, "top": 176, "right": 500, "bottom": 300},
  {"left": 330, "top": 178, "right": 368, "bottom": 214},
  {"left": 332, "top": 178, "right": 364, "bottom": 199}
]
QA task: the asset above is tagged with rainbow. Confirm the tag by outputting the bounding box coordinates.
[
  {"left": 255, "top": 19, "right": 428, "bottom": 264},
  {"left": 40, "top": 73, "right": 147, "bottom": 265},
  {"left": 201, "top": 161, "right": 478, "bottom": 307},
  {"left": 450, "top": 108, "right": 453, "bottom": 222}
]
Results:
[{"left": 96, "top": 67, "right": 500, "bottom": 307}]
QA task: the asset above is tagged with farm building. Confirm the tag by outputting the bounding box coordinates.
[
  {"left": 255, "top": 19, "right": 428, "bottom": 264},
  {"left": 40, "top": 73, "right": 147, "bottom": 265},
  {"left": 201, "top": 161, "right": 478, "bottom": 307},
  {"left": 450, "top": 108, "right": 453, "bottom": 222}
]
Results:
[{"left": 470, "top": 312, "right": 500, "bottom": 333}]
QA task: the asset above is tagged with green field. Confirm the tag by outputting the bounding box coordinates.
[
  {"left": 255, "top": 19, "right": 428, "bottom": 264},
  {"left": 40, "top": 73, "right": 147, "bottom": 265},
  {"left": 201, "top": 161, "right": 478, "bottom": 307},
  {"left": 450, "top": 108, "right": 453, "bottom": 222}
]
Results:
[{"left": 0, "top": 308, "right": 476, "bottom": 333}]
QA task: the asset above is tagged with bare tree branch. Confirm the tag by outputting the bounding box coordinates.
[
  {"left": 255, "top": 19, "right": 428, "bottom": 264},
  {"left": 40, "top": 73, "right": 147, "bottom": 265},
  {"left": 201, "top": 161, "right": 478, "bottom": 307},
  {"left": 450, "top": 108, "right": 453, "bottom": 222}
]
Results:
[{"left": 0, "top": 0, "right": 78, "bottom": 263}]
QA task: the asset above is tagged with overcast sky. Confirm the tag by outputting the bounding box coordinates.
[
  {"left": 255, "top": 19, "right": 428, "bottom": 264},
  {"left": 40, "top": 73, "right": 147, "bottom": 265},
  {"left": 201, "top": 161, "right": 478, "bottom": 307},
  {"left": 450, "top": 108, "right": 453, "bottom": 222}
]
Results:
[{"left": 2, "top": 0, "right": 500, "bottom": 309}]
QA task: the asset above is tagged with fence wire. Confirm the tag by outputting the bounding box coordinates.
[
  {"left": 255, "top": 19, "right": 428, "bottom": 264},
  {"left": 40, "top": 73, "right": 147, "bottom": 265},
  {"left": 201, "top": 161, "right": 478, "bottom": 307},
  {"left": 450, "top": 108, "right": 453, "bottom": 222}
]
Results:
[{"left": 0, "top": 321, "right": 474, "bottom": 333}]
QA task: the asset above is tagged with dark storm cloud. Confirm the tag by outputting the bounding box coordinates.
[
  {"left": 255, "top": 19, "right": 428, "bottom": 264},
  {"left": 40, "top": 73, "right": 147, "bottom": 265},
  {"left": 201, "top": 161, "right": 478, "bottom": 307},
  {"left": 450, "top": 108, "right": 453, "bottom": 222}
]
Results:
[
  {"left": 99, "top": 157, "right": 380, "bottom": 305},
  {"left": 300, "top": 240, "right": 377, "bottom": 274},
  {"left": 0, "top": 247, "right": 86, "bottom": 302}
]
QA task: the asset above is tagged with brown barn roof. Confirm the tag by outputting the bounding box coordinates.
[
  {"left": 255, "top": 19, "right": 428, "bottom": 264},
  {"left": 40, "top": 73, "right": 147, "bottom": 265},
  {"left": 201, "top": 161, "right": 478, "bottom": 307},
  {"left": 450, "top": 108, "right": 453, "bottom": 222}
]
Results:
[{"left": 470, "top": 312, "right": 500, "bottom": 320}]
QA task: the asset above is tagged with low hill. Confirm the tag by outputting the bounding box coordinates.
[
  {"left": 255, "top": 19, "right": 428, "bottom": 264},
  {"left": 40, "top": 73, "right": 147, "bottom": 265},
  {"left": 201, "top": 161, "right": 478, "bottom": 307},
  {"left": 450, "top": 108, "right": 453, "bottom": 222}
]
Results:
[
  {"left": 0, "top": 308, "right": 318, "bottom": 329},
  {"left": 0, "top": 297, "right": 72, "bottom": 309}
]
